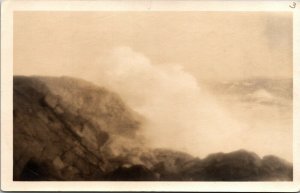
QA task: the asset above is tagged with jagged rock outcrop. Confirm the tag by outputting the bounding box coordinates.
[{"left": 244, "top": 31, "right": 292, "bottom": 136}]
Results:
[
  {"left": 13, "top": 76, "right": 293, "bottom": 181},
  {"left": 13, "top": 76, "right": 143, "bottom": 180}
]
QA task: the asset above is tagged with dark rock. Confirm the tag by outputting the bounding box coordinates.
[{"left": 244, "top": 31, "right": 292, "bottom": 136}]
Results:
[
  {"left": 13, "top": 76, "right": 142, "bottom": 180},
  {"left": 105, "top": 165, "right": 158, "bottom": 181},
  {"left": 261, "top": 155, "right": 293, "bottom": 180},
  {"left": 191, "top": 150, "right": 262, "bottom": 181},
  {"left": 19, "top": 158, "right": 63, "bottom": 181},
  {"left": 182, "top": 149, "right": 292, "bottom": 181}
]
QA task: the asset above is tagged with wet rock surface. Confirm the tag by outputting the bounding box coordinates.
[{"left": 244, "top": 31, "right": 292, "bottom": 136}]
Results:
[{"left": 13, "top": 76, "right": 292, "bottom": 181}]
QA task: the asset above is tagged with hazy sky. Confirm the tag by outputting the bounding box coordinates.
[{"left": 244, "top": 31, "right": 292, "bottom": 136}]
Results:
[{"left": 14, "top": 12, "right": 292, "bottom": 80}]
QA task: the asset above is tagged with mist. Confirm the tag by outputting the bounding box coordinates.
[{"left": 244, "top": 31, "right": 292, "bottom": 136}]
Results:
[{"left": 77, "top": 46, "right": 252, "bottom": 158}]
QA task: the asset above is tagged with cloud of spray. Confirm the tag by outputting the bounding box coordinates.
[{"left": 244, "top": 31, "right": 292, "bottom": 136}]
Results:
[{"left": 81, "top": 46, "right": 249, "bottom": 157}]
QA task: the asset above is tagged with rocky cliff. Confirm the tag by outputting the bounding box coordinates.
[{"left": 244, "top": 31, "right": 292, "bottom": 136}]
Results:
[{"left": 13, "top": 76, "right": 292, "bottom": 181}]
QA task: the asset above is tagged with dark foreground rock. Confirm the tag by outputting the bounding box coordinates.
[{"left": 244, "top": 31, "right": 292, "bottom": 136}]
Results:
[
  {"left": 181, "top": 150, "right": 292, "bottom": 181},
  {"left": 105, "top": 165, "right": 158, "bottom": 181},
  {"left": 13, "top": 76, "right": 292, "bottom": 181},
  {"left": 14, "top": 76, "right": 142, "bottom": 180}
]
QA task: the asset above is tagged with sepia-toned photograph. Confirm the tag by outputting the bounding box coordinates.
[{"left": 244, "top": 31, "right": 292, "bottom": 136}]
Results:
[{"left": 1, "top": 0, "right": 300, "bottom": 192}]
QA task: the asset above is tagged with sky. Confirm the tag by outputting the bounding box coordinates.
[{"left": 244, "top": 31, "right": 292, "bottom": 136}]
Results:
[{"left": 14, "top": 12, "right": 292, "bottom": 80}]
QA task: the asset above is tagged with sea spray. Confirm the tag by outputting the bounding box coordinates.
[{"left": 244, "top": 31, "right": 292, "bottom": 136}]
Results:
[{"left": 81, "top": 46, "right": 248, "bottom": 157}]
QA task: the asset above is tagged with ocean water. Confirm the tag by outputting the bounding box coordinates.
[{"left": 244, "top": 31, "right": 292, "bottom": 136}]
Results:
[{"left": 203, "top": 78, "right": 293, "bottom": 161}]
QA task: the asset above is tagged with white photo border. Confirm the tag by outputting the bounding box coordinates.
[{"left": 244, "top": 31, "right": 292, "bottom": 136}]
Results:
[{"left": 1, "top": 0, "right": 300, "bottom": 191}]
